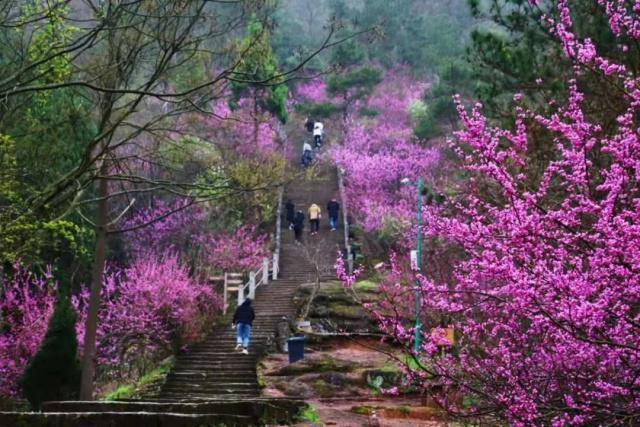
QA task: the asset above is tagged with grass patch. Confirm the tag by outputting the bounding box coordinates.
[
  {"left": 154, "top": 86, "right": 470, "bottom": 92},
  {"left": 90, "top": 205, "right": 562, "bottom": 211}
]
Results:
[
  {"left": 399, "top": 354, "right": 422, "bottom": 371},
  {"left": 354, "top": 280, "right": 378, "bottom": 292},
  {"left": 312, "top": 379, "right": 333, "bottom": 397},
  {"left": 351, "top": 405, "right": 375, "bottom": 415},
  {"left": 104, "top": 384, "right": 135, "bottom": 401},
  {"left": 103, "top": 356, "right": 174, "bottom": 401},
  {"left": 297, "top": 404, "right": 322, "bottom": 424},
  {"left": 328, "top": 303, "right": 363, "bottom": 319}
]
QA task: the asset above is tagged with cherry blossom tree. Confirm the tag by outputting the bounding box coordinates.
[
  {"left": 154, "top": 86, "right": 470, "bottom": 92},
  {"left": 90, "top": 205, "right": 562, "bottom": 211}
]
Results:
[
  {"left": 73, "top": 252, "right": 221, "bottom": 381},
  {"left": 330, "top": 72, "right": 441, "bottom": 244},
  {"left": 0, "top": 264, "right": 56, "bottom": 398},
  {"left": 337, "top": 1, "right": 640, "bottom": 424},
  {"left": 204, "top": 225, "right": 270, "bottom": 273}
]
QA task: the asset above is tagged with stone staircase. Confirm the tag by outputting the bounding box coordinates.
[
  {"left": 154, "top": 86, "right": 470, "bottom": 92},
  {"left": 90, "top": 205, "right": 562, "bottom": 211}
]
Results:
[{"left": 157, "top": 163, "right": 344, "bottom": 402}]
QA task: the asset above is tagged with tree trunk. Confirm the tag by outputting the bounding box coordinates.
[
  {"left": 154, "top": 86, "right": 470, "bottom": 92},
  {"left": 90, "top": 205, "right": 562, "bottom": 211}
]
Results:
[
  {"left": 253, "top": 91, "right": 260, "bottom": 147},
  {"left": 79, "top": 162, "right": 109, "bottom": 400}
]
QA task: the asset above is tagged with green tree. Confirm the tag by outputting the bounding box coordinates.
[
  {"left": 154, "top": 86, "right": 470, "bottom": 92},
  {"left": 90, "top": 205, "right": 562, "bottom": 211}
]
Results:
[
  {"left": 326, "top": 66, "right": 382, "bottom": 121},
  {"left": 21, "top": 295, "right": 81, "bottom": 410},
  {"left": 230, "top": 15, "right": 289, "bottom": 129},
  {"left": 467, "top": 0, "right": 624, "bottom": 121},
  {"left": 415, "top": 60, "right": 475, "bottom": 139}
]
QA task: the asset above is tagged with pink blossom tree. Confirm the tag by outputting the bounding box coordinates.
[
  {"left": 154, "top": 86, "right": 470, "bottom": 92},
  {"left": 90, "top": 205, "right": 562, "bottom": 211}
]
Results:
[
  {"left": 329, "top": 72, "right": 441, "bottom": 245},
  {"left": 204, "top": 98, "right": 281, "bottom": 159},
  {"left": 294, "top": 78, "right": 328, "bottom": 104},
  {"left": 204, "top": 225, "right": 270, "bottom": 273},
  {"left": 73, "top": 252, "right": 221, "bottom": 381},
  {"left": 0, "top": 264, "right": 56, "bottom": 398},
  {"left": 338, "top": 1, "right": 640, "bottom": 424}
]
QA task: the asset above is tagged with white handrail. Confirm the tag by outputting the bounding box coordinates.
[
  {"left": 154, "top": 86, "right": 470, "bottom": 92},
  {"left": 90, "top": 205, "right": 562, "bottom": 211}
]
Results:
[{"left": 232, "top": 185, "right": 284, "bottom": 308}]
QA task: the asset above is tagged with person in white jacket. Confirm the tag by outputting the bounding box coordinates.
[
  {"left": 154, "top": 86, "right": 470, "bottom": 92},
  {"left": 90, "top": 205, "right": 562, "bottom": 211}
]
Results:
[{"left": 313, "top": 121, "right": 324, "bottom": 148}]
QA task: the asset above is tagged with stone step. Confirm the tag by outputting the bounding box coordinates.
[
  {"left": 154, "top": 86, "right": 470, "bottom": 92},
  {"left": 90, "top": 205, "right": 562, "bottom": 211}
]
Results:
[
  {"left": 175, "top": 358, "right": 258, "bottom": 364},
  {"left": 0, "top": 411, "right": 253, "bottom": 427},
  {"left": 159, "top": 393, "right": 259, "bottom": 400},
  {"left": 173, "top": 362, "right": 256, "bottom": 369},
  {"left": 167, "top": 373, "right": 257, "bottom": 381},
  {"left": 161, "top": 387, "right": 259, "bottom": 396},
  {"left": 162, "top": 381, "right": 258, "bottom": 389},
  {"left": 42, "top": 399, "right": 305, "bottom": 416}
]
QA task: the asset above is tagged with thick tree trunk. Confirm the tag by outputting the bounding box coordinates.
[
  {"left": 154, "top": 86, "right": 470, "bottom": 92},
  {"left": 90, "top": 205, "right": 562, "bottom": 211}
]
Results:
[{"left": 79, "top": 163, "right": 109, "bottom": 400}]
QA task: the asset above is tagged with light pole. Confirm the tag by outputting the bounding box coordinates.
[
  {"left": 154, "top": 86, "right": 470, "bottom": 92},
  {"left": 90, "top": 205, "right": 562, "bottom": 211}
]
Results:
[{"left": 402, "top": 177, "right": 423, "bottom": 354}]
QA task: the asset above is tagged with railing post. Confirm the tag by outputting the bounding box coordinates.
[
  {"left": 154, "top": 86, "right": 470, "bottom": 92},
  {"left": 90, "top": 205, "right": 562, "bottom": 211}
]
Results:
[
  {"left": 237, "top": 283, "right": 245, "bottom": 306},
  {"left": 262, "top": 258, "right": 269, "bottom": 285},
  {"left": 272, "top": 253, "right": 279, "bottom": 280},
  {"left": 273, "top": 186, "right": 283, "bottom": 281},
  {"left": 249, "top": 272, "right": 256, "bottom": 299},
  {"left": 223, "top": 272, "right": 228, "bottom": 315}
]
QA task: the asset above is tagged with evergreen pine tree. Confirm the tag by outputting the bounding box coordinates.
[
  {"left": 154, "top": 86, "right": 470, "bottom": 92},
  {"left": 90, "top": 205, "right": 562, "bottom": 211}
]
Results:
[{"left": 21, "top": 294, "right": 80, "bottom": 409}]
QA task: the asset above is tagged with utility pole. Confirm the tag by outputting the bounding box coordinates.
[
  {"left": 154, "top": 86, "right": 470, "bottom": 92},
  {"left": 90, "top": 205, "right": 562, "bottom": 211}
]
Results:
[{"left": 414, "top": 178, "right": 423, "bottom": 354}]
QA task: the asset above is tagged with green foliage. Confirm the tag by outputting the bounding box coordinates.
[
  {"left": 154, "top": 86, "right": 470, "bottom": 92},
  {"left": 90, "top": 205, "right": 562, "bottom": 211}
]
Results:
[
  {"left": 21, "top": 296, "right": 80, "bottom": 410},
  {"left": 310, "top": 0, "right": 472, "bottom": 73},
  {"left": 327, "top": 67, "right": 382, "bottom": 99},
  {"left": 23, "top": 1, "right": 76, "bottom": 85},
  {"left": 225, "top": 155, "right": 286, "bottom": 224},
  {"left": 354, "top": 280, "right": 378, "bottom": 292},
  {"left": 367, "top": 375, "right": 384, "bottom": 390},
  {"left": 352, "top": 405, "right": 374, "bottom": 415},
  {"left": 171, "top": 52, "right": 207, "bottom": 93},
  {"left": 104, "top": 384, "right": 135, "bottom": 401},
  {"left": 414, "top": 60, "right": 474, "bottom": 139},
  {"left": 358, "top": 107, "right": 379, "bottom": 117},
  {"left": 330, "top": 39, "right": 367, "bottom": 68},
  {"left": 0, "top": 2, "right": 94, "bottom": 269},
  {"left": 465, "top": 0, "right": 609, "bottom": 119},
  {"left": 294, "top": 102, "right": 343, "bottom": 119},
  {"left": 103, "top": 357, "right": 175, "bottom": 401},
  {"left": 231, "top": 16, "right": 289, "bottom": 123},
  {"left": 0, "top": 135, "right": 91, "bottom": 267},
  {"left": 297, "top": 404, "right": 321, "bottom": 423}
]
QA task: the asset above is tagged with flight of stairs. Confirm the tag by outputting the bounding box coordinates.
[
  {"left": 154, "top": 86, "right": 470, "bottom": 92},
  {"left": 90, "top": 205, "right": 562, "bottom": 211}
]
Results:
[{"left": 157, "top": 164, "right": 343, "bottom": 401}]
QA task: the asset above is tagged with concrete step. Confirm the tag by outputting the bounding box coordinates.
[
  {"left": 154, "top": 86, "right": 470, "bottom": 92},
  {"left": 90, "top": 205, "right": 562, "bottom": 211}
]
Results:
[
  {"left": 0, "top": 411, "right": 254, "bottom": 427},
  {"left": 162, "top": 383, "right": 258, "bottom": 390},
  {"left": 42, "top": 399, "right": 305, "bottom": 415}
]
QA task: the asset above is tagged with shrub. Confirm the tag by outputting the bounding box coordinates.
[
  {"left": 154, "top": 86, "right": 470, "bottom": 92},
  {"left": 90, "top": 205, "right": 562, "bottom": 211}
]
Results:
[{"left": 21, "top": 296, "right": 80, "bottom": 409}]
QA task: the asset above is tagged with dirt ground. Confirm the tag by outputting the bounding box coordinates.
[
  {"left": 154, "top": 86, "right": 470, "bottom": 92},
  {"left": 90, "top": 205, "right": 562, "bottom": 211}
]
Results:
[
  {"left": 260, "top": 337, "right": 452, "bottom": 426},
  {"left": 297, "top": 397, "right": 452, "bottom": 427}
]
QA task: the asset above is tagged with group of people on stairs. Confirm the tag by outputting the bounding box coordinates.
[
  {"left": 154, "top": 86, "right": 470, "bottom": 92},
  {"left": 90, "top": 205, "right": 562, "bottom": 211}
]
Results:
[
  {"left": 301, "top": 117, "right": 324, "bottom": 168},
  {"left": 230, "top": 123, "right": 333, "bottom": 356},
  {"left": 285, "top": 198, "right": 340, "bottom": 243},
  {"left": 230, "top": 199, "right": 340, "bottom": 355}
]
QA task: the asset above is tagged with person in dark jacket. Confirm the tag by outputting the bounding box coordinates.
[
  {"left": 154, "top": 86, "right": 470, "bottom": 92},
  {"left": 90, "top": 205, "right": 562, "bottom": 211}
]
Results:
[
  {"left": 327, "top": 198, "right": 340, "bottom": 231},
  {"left": 305, "top": 117, "right": 314, "bottom": 133},
  {"left": 293, "top": 210, "right": 305, "bottom": 243},
  {"left": 285, "top": 199, "right": 295, "bottom": 230},
  {"left": 233, "top": 299, "right": 255, "bottom": 354}
]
